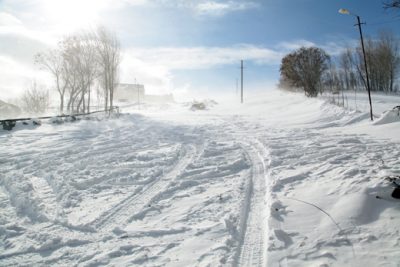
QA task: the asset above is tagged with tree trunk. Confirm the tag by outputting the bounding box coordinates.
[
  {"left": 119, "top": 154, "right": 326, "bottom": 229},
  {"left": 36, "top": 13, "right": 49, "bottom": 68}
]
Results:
[
  {"left": 109, "top": 77, "right": 113, "bottom": 114},
  {"left": 104, "top": 88, "right": 108, "bottom": 111},
  {"left": 60, "top": 94, "right": 64, "bottom": 114},
  {"left": 87, "top": 85, "right": 91, "bottom": 113}
]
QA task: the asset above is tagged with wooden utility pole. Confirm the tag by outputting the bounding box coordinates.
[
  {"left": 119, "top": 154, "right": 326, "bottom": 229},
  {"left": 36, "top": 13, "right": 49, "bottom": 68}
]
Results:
[
  {"left": 356, "top": 15, "right": 373, "bottom": 121},
  {"left": 241, "top": 60, "right": 244, "bottom": 104},
  {"left": 339, "top": 8, "right": 373, "bottom": 120}
]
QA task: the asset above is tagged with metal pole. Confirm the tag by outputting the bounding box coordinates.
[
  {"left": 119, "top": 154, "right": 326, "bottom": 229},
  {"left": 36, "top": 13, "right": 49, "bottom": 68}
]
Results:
[
  {"left": 356, "top": 15, "right": 373, "bottom": 121},
  {"left": 241, "top": 60, "right": 243, "bottom": 104}
]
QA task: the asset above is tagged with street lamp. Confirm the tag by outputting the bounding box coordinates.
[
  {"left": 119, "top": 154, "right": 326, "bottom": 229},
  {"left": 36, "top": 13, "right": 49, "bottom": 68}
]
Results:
[{"left": 339, "top": 8, "right": 373, "bottom": 121}]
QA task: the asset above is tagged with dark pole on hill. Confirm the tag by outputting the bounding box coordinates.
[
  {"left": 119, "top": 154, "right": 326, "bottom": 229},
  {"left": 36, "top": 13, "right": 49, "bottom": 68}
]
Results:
[{"left": 241, "top": 60, "right": 244, "bottom": 104}]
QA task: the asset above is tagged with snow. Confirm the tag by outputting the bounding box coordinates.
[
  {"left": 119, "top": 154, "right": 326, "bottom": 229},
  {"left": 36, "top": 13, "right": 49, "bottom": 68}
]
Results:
[
  {"left": 1, "top": 89, "right": 400, "bottom": 266},
  {"left": 321, "top": 91, "right": 400, "bottom": 116},
  {"left": 374, "top": 107, "right": 400, "bottom": 125}
]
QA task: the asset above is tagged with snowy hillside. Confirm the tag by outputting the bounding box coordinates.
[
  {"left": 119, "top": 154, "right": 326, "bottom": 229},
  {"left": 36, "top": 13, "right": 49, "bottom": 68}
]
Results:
[{"left": 1, "top": 89, "right": 400, "bottom": 266}]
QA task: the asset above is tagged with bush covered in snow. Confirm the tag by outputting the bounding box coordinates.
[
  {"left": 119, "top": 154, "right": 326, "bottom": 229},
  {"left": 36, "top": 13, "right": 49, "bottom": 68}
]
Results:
[{"left": 189, "top": 99, "right": 218, "bottom": 111}]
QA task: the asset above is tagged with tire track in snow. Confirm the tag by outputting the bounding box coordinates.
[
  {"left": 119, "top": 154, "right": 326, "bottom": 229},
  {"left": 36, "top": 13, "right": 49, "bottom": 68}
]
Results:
[
  {"left": 92, "top": 144, "right": 198, "bottom": 232},
  {"left": 236, "top": 140, "right": 268, "bottom": 267}
]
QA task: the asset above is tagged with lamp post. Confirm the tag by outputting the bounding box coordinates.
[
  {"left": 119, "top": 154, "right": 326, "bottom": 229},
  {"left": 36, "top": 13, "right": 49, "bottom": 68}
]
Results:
[{"left": 339, "top": 8, "right": 373, "bottom": 121}]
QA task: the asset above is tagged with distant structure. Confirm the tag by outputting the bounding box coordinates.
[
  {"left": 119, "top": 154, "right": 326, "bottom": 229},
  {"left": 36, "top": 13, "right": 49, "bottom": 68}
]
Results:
[
  {"left": 115, "top": 83, "right": 145, "bottom": 102},
  {"left": 145, "top": 94, "right": 174, "bottom": 103},
  {"left": 115, "top": 83, "right": 174, "bottom": 103},
  {"left": 0, "top": 100, "right": 21, "bottom": 119}
]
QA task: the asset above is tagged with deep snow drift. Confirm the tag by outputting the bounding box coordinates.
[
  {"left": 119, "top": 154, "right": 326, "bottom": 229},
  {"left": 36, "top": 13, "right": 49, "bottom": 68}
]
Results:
[{"left": 1, "top": 89, "right": 400, "bottom": 266}]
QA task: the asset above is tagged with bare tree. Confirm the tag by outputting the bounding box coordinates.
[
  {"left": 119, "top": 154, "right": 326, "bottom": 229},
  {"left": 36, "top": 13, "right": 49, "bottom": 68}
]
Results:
[
  {"left": 81, "top": 32, "right": 99, "bottom": 113},
  {"left": 61, "top": 33, "right": 99, "bottom": 113},
  {"left": 354, "top": 32, "right": 400, "bottom": 93},
  {"left": 94, "top": 26, "right": 121, "bottom": 113},
  {"left": 339, "top": 48, "right": 354, "bottom": 91},
  {"left": 21, "top": 82, "right": 50, "bottom": 114},
  {"left": 377, "top": 31, "right": 400, "bottom": 92},
  {"left": 61, "top": 36, "right": 82, "bottom": 113},
  {"left": 384, "top": 0, "right": 400, "bottom": 9},
  {"left": 35, "top": 48, "right": 69, "bottom": 113},
  {"left": 36, "top": 26, "right": 121, "bottom": 115},
  {"left": 71, "top": 33, "right": 98, "bottom": 113},
  {"left": 324, "top": 60, "right": 339, "bottom": 94},
  {"left": 339, "top": 47, "right": 361, "bottom": 108}
]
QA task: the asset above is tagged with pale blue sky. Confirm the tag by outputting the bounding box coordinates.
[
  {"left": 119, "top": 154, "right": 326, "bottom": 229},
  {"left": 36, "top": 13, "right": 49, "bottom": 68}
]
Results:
[{"left": 0, "top": 0, "right": 399, "bottom": 100}]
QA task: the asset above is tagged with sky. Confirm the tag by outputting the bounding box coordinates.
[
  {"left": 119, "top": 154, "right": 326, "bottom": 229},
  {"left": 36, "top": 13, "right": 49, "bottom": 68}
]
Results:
[{"left": 0, "top": 0, "right": 399, "bottom": 101}]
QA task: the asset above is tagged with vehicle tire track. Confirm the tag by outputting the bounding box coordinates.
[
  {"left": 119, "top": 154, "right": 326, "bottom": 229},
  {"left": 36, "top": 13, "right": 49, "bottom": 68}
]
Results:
[
  {"left": 236, "top": 140, "right": 268, "bottom": 267},
  {"left": 92, "top": 144, "right": 198, "bottom": 232}
]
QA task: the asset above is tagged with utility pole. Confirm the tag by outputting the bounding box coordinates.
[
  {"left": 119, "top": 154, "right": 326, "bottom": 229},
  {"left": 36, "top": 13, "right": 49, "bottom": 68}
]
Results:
[
  {"left": 236, "top": 78, "right": 238, "bottom": 96},
  {"left": 241, "top": 60, "right": 244, "bottom": 104},
  {"left": 356, "top": 15, "right": 373, "bottom": 121},
  {"left": 339, "top": 9, "right": 373, "bottom": 120}
]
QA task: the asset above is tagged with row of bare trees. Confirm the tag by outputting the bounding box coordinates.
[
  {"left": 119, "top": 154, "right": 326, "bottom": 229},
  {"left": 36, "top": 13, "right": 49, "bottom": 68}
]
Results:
[
  {"left": 325, "top": 31, "right": 400, "bottom": 95},
  {"left": 20, "top": 82, "right": 50, "bottom": 114},
  {"left": 35, "top": 26, "right": 121, "bottom": 114}
]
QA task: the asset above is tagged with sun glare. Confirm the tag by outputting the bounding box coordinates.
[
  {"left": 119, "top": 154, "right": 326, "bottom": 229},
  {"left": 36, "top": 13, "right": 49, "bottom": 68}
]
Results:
[{"left": 41, "top": 0, "right": 106, "bottom": 32}]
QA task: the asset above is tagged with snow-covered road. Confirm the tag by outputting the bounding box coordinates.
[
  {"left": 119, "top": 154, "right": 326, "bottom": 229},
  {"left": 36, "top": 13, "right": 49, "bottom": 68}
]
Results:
[{"left": 1, "top": 90, "right": 400, "bottom": 266}]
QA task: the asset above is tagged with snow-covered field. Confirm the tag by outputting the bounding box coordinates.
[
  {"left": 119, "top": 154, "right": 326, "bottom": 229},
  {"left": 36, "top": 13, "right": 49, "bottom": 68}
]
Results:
[{"left": 1, "top": 89, "right": 400, "bottom": 266}]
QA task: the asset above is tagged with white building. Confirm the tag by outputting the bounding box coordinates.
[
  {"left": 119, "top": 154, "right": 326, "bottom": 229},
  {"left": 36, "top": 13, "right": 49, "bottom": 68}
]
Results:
[{"left": 115, "top": 83, "right": 145, "bottom": 102}]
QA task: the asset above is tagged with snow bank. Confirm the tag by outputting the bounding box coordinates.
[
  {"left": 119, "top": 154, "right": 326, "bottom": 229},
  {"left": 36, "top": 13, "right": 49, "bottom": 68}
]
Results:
[{"left": 374, "top": 106, "right": 400, "bottom": 125}]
